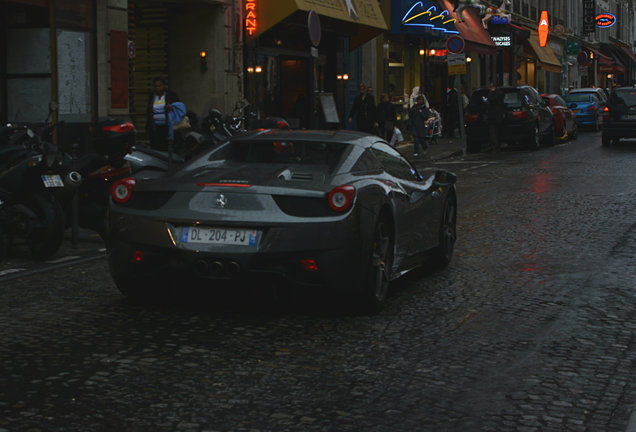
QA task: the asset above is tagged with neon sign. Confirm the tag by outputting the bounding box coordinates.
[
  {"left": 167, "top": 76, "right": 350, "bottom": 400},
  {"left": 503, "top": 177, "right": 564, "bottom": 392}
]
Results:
[
  {"left": 245, "top": 0, "right": 257, "bottom": 36},
  {"left": 538, "top": 10, "right": 549, "bottom": 47},
  {"left": 596, "top": 13, "right": 616, "bottom": 28},
  {"left": 402, "top": 1, "right": 459, "bottom": 34}
]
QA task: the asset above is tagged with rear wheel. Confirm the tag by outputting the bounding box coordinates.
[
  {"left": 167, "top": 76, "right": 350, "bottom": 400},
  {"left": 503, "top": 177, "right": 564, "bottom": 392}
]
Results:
[
  {"left": 359, "top": 214, "right": 394, "bottom": 314},
  {"left": 431, "top": 194, "right": 457, "bottom": 270},
  {"left": 527, "top": 124, "right": 540, "bottom": 149}
]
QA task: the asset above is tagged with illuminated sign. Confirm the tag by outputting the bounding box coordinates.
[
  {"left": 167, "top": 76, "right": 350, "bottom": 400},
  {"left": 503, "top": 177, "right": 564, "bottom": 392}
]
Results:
[
  {"left": 401, "top": 1, "right": 459, "bottom": 35},
  {"left": 492, "top": 35, "right": 511, "bottom": 47},
  {"left": 538, "top": 10, "right": 549, "bottom": 47},
  {"left": 596, "top": 13, "right": 616, "bottom": 28},
  {"left": 583, "top": 0, "right": 596, "bottom": 34},
  {"left": 245, "top": 0, "right": 257, "bottom": 36}
]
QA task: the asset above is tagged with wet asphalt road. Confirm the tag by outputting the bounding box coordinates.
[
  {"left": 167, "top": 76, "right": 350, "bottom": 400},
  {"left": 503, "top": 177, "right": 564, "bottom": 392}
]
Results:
[{"left": 2, "top": 131, "right": 636, "bottom": 431}]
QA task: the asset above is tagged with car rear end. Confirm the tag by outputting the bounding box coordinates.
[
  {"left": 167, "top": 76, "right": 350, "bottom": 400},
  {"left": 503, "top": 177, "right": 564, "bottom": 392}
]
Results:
[
  {"left": 602, "top": 87, "right": 636, "bottom": 143},
  {"left": 565, "top": 94, "right": 599, "bottom": 127},
  {"left": 497, "top": 88, "right": 539, "bottom": 144},
  {"left": 107, "top": 136, "right": 373, "bottom": 293}
]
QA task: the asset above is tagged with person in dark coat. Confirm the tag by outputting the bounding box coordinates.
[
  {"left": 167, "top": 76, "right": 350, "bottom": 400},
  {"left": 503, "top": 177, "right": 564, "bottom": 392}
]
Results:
[
  {"left": 445, "top": 87, "right": 460, "bottom": 138},
  {"left": 348, "top": 82, "right": 377, "bottom": 133},
  {"left": 376, "top": 93, "right": 397, "bottom": 140},
  {"left": 409, "top": 95, "right": 433, "bottom": 157},
  {"left": 146, "top": 77, "right": 180, "bottom": 151},
  {"left": 486, "top": 82, "right": 504, "bottom": 152}
]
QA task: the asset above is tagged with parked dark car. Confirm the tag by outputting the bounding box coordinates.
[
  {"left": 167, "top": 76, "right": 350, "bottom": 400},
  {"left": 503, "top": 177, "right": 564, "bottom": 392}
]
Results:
[
  {"left": 465, "top": 85, "right": 554, "bottom": 152},
  {"left": 107, "top": 129, "right": 457, "bottom": 313},
  {"left": 601, "top": 86, "right": 636, "bottom": 146},
  {"left": 563, "top": 93, "right": 604, "bottom": 131},
  {"left": 541, "top": 93, "right": 578, "bottom": 142}
]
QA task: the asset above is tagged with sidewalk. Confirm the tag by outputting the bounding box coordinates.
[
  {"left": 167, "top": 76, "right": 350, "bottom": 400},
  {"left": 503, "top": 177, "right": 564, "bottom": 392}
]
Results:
[{"left": 396, "top": 136, "right": 465, "bottom": 162}]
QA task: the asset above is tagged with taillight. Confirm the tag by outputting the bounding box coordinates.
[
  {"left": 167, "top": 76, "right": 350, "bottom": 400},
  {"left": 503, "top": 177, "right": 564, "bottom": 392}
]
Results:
[
  {"left": 511, "top": 109, "right": 529, "bottom": 119},
  {"left": 587, "top": 105, "right": 596, "bottom": 112},
  {"left": 103, "top": 122, "right": 135, "bottom": 133},
  {"left": 327, "top": 185, "right": 356, "bottom": 212},
  {"left": 602, "top": 106, "right": 610, "bottom": 121},
  {"left": 111, "top": 177, "right": 135, "bottom": 204},
  {"left": 465, "top": 113, "right": 479, "bottom": 122},
  {"left": 276, "top": 120, "right": 289, "bottom": 129}
]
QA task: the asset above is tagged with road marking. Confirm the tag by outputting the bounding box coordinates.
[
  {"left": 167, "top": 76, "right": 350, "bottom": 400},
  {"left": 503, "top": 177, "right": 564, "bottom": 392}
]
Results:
[
  {"left": 0, "top": 268, "right": 26, "bottom": 276},
  {"left": 45, "top": 256, "right": 81, "bottom": 264}
]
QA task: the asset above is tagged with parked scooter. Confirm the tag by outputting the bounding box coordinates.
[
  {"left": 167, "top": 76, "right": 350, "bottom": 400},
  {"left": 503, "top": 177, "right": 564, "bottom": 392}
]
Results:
[{"left": 0, "top": 123, "right": 67, "bottom": 259}]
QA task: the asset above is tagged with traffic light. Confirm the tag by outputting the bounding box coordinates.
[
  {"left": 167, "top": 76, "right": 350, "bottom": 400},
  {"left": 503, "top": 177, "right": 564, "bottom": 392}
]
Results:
[{"left": 200, "top": 51, "right": 207, "bottom": 72}]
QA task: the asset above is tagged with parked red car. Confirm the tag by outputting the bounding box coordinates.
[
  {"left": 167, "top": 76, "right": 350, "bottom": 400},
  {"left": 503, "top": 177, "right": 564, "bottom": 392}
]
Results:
[{"left": 541, "top": 94, "right": 578, "bottom": 142}]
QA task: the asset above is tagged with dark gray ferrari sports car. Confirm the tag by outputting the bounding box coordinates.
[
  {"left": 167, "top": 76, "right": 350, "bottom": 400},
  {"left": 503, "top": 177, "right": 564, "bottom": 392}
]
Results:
[{"left": 107, "top": 129, "right": 457, "bottom": 312}]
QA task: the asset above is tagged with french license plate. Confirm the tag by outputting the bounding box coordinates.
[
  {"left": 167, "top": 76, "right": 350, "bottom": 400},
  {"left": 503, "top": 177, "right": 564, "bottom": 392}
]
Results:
[
  {"left": 622, "top": 114, "right": 636, "bottom": 120},
  {"left": 41, "top": 174, "right": 64, "bottom": 188},
  {"left": 572, "top": 109, "right": 580, "bottom": 113},
  {"left": 181, "top": 227, "right": 258, "bottom": 246}
]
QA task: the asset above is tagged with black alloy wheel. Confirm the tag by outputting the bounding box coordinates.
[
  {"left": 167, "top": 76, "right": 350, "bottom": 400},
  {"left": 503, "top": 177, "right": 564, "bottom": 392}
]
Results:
[
  {"left": 432, "top": 194, "right": 457, "bottom": 270},
  {"left": 361, "top": 214, "right": 394, "bottom": 314}
]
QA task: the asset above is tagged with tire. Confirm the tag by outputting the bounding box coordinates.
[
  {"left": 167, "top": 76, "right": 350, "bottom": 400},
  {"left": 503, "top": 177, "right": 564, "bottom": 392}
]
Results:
[
  {"left": 542, "top": 123, "right": 555, "bottom": 146},
  {"left": 570, "top": 124, "right": 578, "bottom": 141},
  {"left": 527, "top": 124, "right": 540, "bottom": 149},
  {"left": 0, "top": 225, "right": 8, "bottom": 261},
  {"left": 431, "top": 193, "right": 457, "bottom": 270},
  {"left": 25, "top": 194, "right": 65, "bottom": 260},
  {"left": 602, "top": 134, "right": 612, "bottom": 147},
  {"left": 360, "top": 214, "right": 394, "bottom": 314},
  {"left": 112, "top": 276, "right": 152, "bottom": 302}
]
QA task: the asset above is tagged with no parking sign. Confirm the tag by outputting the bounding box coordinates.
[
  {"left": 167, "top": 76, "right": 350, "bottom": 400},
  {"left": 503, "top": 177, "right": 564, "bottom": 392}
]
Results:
[{"left": 446, "top": 35, "right": 465, "bottom": 54}]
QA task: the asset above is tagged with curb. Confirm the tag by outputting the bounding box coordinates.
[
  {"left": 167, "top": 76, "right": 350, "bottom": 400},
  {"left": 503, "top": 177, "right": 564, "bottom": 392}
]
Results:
[{"left": 626, "top": 407, "right": 636, "bottom": 432}]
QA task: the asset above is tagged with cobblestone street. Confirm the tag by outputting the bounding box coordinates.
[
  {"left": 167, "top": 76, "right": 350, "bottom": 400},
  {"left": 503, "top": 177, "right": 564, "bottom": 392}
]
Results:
[{"left": 3, "top": 132, "right": 636, "bottom": 431}]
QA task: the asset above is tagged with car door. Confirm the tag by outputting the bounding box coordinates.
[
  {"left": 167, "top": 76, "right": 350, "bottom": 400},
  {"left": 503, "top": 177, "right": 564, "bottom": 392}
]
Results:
[
  {"left": 529, "top": 87, "right": 553, "bottom": 135},
  {"left": 371, "top": 143, "right": 439, "bottom": 256}
]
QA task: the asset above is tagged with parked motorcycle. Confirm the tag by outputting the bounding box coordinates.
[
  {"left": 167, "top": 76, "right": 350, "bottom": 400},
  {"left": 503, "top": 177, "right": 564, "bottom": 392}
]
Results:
[
  {"left": 0, "top": 123, "right": 67, "bottom": 259},
  {"left": 53, "top": 120, "right": 135, "bottom": 238}
]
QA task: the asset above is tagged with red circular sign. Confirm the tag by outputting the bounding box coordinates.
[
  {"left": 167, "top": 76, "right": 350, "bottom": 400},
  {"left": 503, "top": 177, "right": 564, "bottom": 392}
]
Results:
[
  {"left": 308, "top": 10, "right": 321, "bottom": 47},
  {"left": 446, "top": 35, "right": 465, "bottom": 54}
]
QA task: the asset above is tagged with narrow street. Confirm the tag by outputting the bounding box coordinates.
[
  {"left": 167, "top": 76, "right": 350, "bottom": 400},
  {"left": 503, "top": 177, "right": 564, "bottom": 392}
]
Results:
[{"left": 3, "top": 131, "right": 636, "bottom": 431}]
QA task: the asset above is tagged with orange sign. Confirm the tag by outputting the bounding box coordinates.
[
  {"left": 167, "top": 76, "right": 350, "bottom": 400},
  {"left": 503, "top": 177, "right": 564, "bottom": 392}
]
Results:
[
  {"left": 245, "top": 0, "right": 257, "bottom": 36},
  {"left": 538, "top": 10, "right": 549, "bottom": 47}
]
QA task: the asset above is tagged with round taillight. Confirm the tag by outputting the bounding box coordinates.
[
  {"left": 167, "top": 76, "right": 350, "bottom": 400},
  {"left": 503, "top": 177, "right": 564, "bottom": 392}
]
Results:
[
  {"left": 327, "top": 185, "right": 356, "bottom": 212},
  {"left": 111, "top": 177, "right": 135, "bottom": 204}
]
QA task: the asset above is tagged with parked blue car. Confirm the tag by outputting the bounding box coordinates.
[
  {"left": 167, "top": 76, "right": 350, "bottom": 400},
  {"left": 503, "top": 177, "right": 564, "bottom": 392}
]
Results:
[{"left": 563, "top": 93, "right": 604, "bottom": 131}]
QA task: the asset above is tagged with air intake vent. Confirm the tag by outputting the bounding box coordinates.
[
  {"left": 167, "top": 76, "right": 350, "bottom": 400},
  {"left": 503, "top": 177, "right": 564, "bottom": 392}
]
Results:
[{"left": 291, "top": 172, "right": 313, "bottom": 181}]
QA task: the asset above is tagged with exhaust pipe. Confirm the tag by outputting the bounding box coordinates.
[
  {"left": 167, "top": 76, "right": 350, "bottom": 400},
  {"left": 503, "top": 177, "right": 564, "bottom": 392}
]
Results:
[
  {"left": 64, "top": 171, "right": 82, "bottom": 188},
  {"left": 209, "top": 261, "right": 224, "bottom": 277},
  {"left": 194, "top": 259, "right": 209, "bottom": 275},
  {"left": 226, "top": 261, "right": 241, "bottom": 278}
]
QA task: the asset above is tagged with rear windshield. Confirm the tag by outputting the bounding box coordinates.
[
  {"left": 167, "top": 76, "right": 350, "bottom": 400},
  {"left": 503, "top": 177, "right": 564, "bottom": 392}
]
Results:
[
  {"left": 206, "top": 140, "right": 347, "bottom": 170},
  {"left": 612, "top": 89, "right": 636, "bottom": 107},
  {"left": 565, "top": 93, "right": 595, "bottom": 103},
  {"left": 502, "top": 91, "right": 522, "bottom": 107}
]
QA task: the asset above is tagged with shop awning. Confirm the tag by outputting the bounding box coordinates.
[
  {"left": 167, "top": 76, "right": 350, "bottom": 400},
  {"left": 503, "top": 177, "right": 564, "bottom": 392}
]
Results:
[
  {"left": 527, "top": 30, "right": 562, "bottom": 73},
  {"left": 437, "top": 0, "right": 497, "bottom": 55},
  {"left": 247, "top": 0, "right": 388, "bottom": 48},
  {"left": 619, "top": 46, "right": 636, "bottom": 64}
]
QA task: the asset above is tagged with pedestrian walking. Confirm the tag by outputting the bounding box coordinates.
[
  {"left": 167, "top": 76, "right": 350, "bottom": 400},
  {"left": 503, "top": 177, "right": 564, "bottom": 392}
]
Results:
[
  {"left": 146, "top": 77, "right": 180, "bottom": 151},
  {"left": 445, "top": 87, "right": 460, "bottom": 138},
  {"left": 409, "top": 95, "right": 434, "bottom": 157},
  {"left": 376, "top": 93, "right": 397, "bottom": 140},
  {"left": 485, "top": 82, "right": 504, "bottom": 152},
  {"left": 348, "top": 82, "right": 377, "bottom": 133}
]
